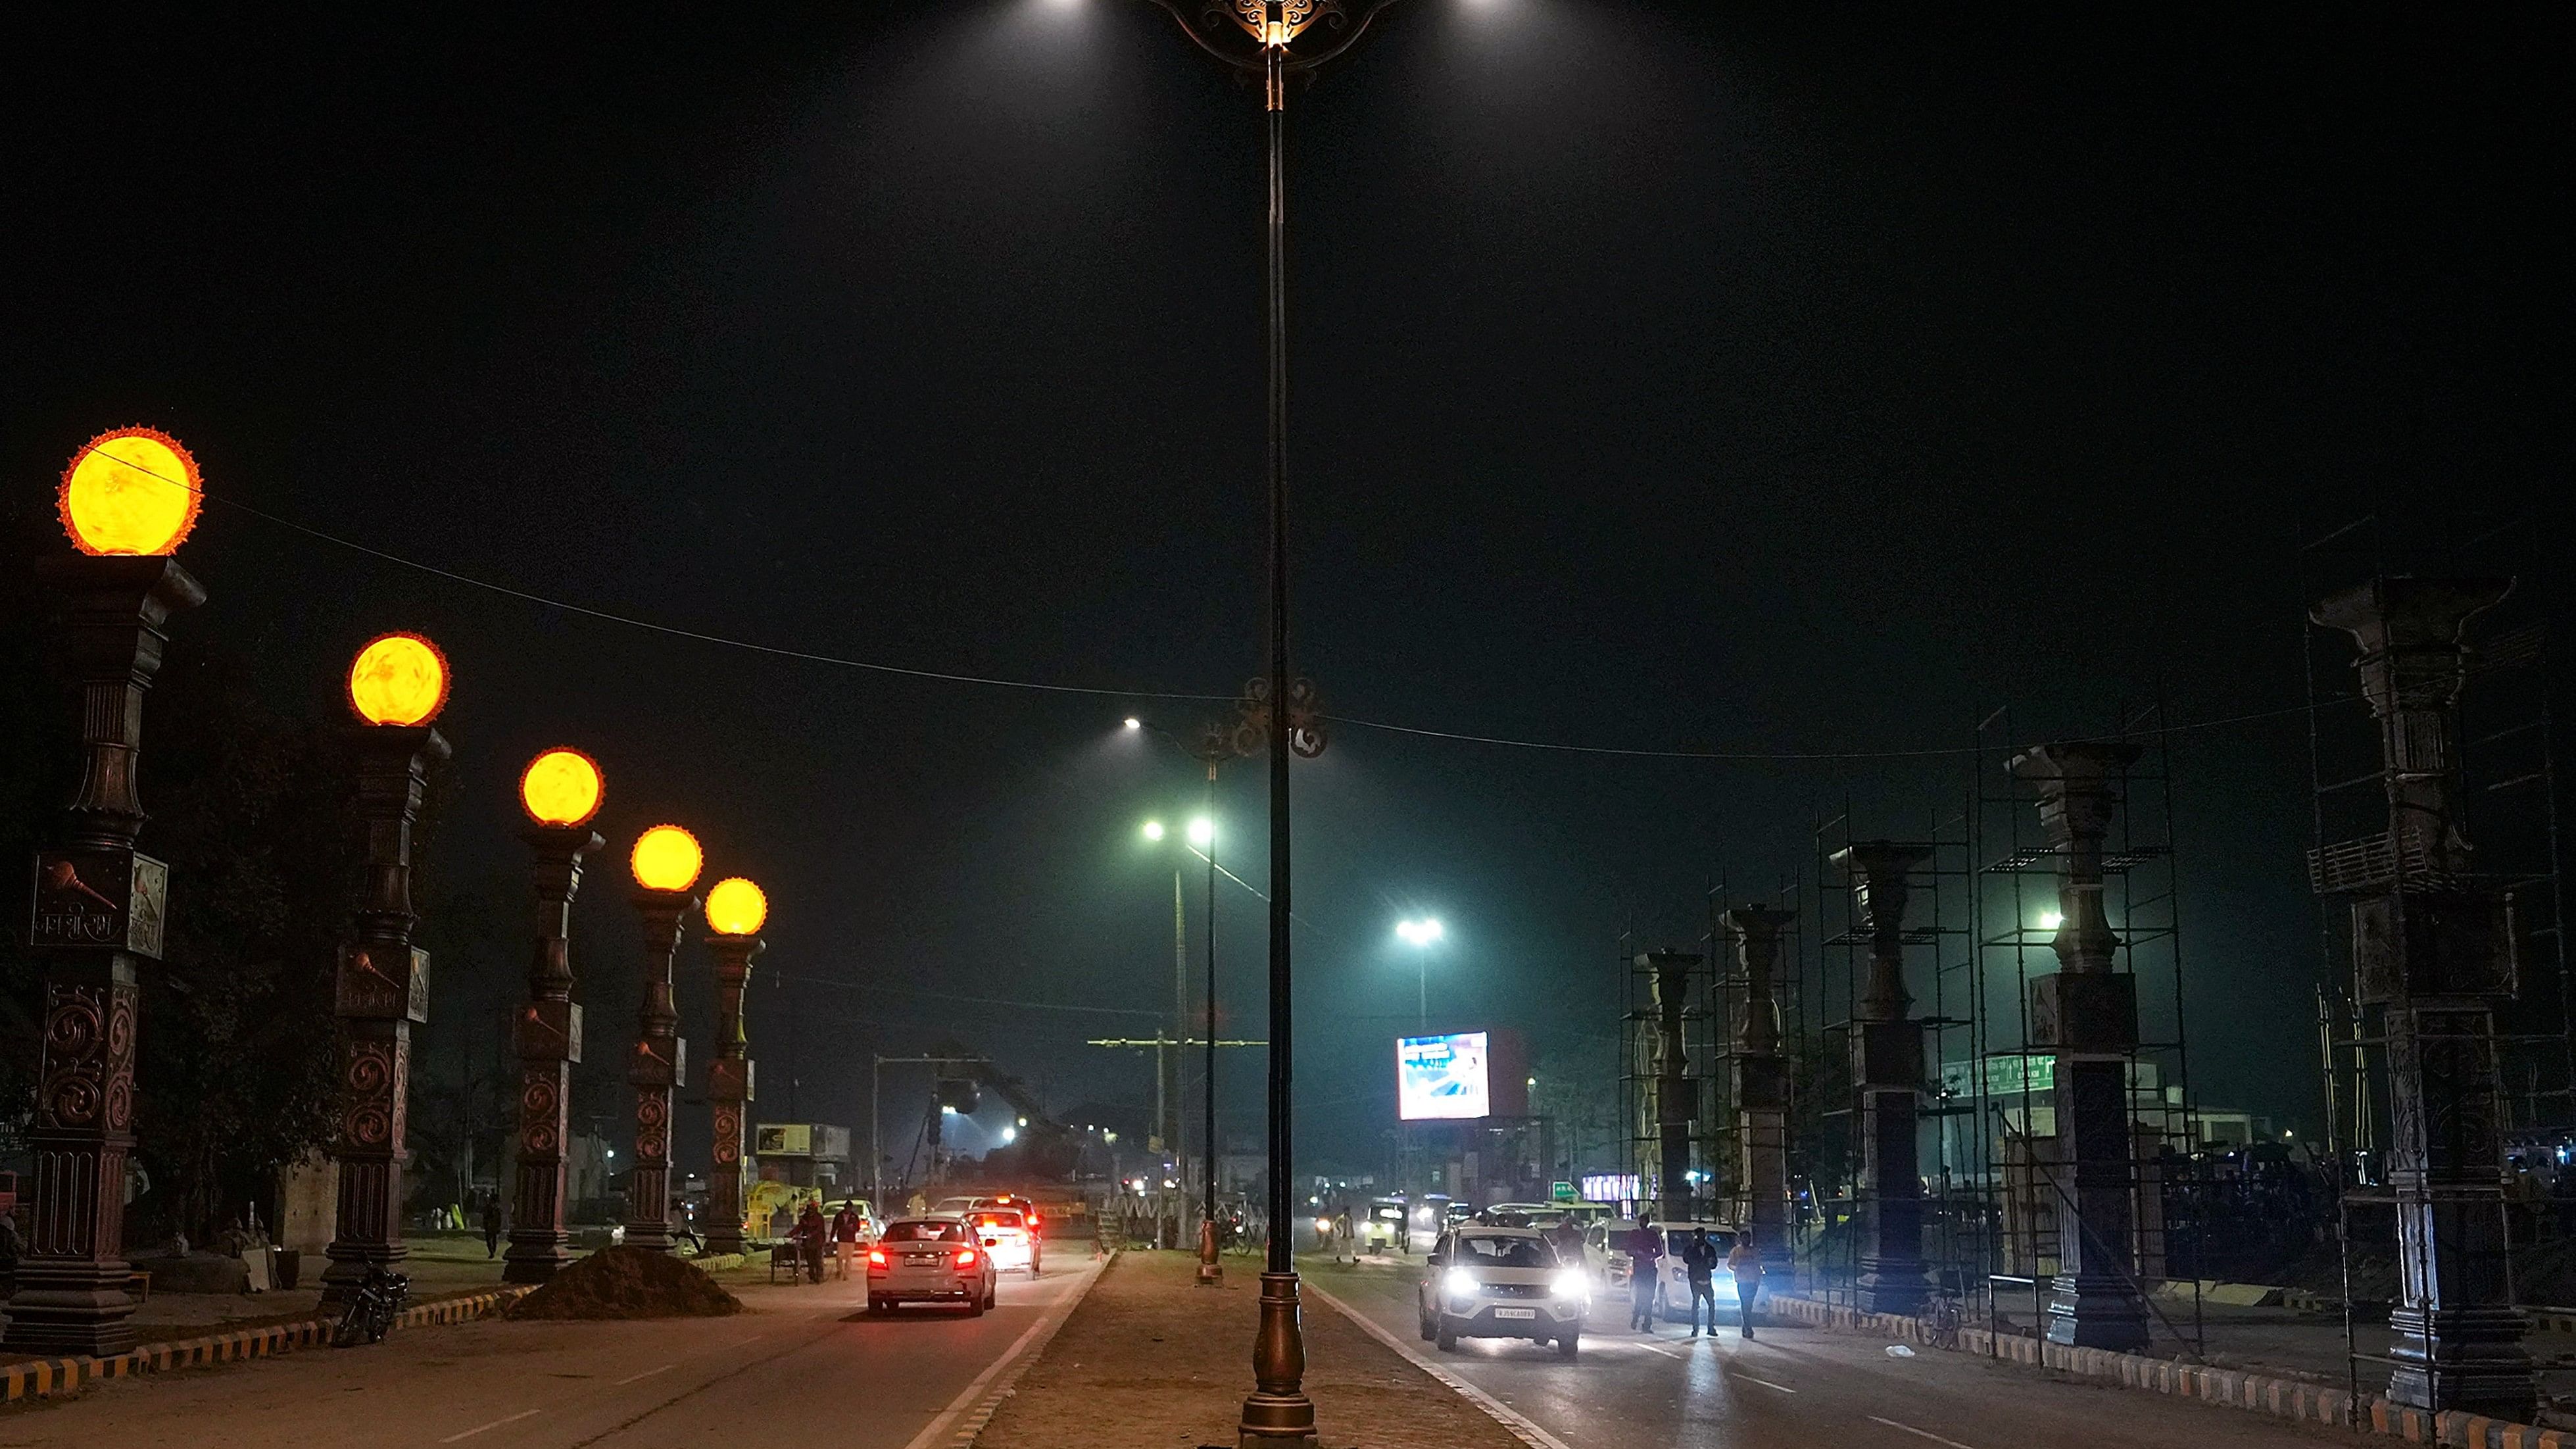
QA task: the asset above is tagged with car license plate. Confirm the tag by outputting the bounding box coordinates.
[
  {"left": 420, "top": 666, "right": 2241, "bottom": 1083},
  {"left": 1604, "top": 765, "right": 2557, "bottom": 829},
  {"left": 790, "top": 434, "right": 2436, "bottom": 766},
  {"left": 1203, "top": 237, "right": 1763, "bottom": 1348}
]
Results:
[
  {"left": 906, "top": 1254, "right": 939, "bottom": 1265},
  {"left": 1494, "top": 1308, "right": 1537, "bottom": 1319}
]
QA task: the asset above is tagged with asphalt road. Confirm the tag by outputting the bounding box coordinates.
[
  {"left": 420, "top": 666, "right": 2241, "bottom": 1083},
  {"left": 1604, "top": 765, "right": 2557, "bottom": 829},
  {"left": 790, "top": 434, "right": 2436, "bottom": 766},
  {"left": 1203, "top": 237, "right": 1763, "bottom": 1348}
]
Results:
[
  {"left": 0, "top": 1257, "right": 1098, "bottom": 1449},
  {"left": 1307, "top": 1261, "right": 2356, "bottom": 1449}
]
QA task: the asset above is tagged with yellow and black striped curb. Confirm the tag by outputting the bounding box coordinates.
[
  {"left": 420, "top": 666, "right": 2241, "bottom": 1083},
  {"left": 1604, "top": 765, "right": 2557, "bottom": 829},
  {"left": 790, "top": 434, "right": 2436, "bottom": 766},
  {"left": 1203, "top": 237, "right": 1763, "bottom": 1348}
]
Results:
[
  {"left": 1770, "top": 1291, "right": 2576, "bottom": 1449},
  {"left": 2, "top": 1285, "right": 533, "bottom": 1408}
]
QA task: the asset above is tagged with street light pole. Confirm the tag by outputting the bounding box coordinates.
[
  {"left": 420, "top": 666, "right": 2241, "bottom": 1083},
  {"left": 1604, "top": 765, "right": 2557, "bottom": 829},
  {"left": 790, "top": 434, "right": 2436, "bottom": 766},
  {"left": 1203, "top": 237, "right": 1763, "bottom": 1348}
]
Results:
[
  {"left": 1199, "top": 749, "right": 1222, "bottom": 1285},
  {"left": 1139, "top": 7, "right": 1396, "bottom": 1442}
]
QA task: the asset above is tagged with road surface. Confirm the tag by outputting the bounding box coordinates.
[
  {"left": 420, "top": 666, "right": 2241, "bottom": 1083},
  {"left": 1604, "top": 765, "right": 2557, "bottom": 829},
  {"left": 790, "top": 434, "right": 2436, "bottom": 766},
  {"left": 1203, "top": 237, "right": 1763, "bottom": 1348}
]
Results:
[
  {"left": 1306, "top": 1260, "right": 2355, "bottom": 1449},
  {"left": 1, "top": 1258, "right": 1097, "bottom": 1449}
]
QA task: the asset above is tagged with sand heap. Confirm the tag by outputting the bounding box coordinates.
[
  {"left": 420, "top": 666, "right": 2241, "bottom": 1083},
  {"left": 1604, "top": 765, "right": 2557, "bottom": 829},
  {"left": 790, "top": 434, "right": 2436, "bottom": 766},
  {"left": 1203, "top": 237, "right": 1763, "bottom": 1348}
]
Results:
[{"left": 506, "top": 1246, "right": 745, "bottom": 1321}]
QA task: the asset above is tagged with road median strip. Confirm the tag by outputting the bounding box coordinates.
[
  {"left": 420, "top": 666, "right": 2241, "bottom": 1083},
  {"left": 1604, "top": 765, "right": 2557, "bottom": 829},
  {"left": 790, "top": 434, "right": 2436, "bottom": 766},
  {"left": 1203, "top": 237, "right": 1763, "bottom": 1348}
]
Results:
[{"left": 1, "top": 1283, "right": 534, "bottom": 1408}]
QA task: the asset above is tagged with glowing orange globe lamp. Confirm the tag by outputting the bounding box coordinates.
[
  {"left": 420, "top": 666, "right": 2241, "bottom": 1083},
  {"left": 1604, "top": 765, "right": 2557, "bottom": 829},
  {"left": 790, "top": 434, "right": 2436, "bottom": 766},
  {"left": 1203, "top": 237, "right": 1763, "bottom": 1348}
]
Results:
[
  {"left": 705, "top": 877, "right": 767, "bottom": 937},
  {"left": 631, "top": 825, "right": 704, "bottom": 893},
  {"left": 348, "top": 633, "right": 450, "bottom": 727},
  {"left": 519, "top": 748, "right": 604, "bottom": 828},
  {"left": 59, "top": 428, "right": 201, "bottom": 557}
]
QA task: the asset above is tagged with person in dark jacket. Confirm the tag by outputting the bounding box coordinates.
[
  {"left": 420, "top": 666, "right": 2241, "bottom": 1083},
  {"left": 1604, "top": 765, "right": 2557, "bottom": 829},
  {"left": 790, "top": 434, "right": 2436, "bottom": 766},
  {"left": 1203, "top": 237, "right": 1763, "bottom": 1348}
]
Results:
[
  {"left": 1627, "top": 1216, "right": 1663, "bottom": 1331},
  {"left": 481, "top": 1194, "right": 504, "bottom": 1260},
  {"left": 797, "top": 1201, "right": 828, "bottom": 1284},
  {"left": 1682, "top": 1228, "right": 1722, "bottom": 1337}
]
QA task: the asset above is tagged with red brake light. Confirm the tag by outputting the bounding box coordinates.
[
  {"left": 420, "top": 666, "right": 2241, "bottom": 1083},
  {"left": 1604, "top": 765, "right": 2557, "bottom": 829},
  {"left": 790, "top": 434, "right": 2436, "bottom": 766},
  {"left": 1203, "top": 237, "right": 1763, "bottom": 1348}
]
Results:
[
  {"left": 866, "top": 1248, "right": 887, "bottom": 1266},
  {"left": 955, "top": 1248, "right": 979, "bottom": 1267}
]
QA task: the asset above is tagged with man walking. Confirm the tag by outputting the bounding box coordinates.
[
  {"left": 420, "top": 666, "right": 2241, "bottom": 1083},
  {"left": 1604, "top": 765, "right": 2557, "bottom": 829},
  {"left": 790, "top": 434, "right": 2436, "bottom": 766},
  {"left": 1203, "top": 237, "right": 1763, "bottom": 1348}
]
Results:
[
  {"left": 830, "top": 1202, "right": 862, "bottom": 1281},
  {"left": 481, "top": 1192, "right": 504, "bottom": 1260},
  {"left": 1627, "top": 1216, "right": 1663, "bottom": 1332},
  {"left": 1726, "top": 1227, "right": 1766, "bottom": 1339},
  {"left": 1682, "top": 1227, "right": 1721, "bottom": 1337}
]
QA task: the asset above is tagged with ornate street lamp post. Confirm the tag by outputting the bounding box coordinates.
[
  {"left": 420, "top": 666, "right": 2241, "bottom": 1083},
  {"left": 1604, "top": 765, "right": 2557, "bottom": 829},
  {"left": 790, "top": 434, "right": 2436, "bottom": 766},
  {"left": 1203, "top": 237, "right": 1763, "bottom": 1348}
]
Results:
[
  {"left": 503, "top": 749, "right": 606, "bottom": 1285},
  {"left": 702, "top": 875, "right": 769, "bottom": 1257},
  {"left": 1138, "top": 5, "right": 1391, "bottom": 1441},
  {"left": 326, "top": 631, "right": 452, "bottom": 1305},
  {"left": 626, "top": 823, "right": 705, "bottom": 1254},
  {"left": 5, "top": 430, "right": 206, "bottom": 1358}
]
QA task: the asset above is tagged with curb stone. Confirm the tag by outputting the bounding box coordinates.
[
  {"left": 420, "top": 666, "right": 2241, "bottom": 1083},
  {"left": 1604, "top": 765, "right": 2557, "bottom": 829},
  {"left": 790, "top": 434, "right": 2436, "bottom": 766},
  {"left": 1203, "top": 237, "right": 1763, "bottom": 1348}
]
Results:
[
  {"left": 1770, "top": 1290, "right": 2575, "bottom": 1449},
  {"left": 1, "top": 1284, "right": 533, "bottom": 1408}
]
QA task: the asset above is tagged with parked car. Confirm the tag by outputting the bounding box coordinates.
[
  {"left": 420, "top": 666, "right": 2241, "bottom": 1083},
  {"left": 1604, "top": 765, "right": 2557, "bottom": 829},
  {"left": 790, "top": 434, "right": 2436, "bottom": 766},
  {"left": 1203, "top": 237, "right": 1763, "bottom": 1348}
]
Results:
[
  {"left": 867, "top": 1216, "right": 998, "bottom": 1315},
  {"left": 1415, "top": 1225, "right": 1587, "bottom": 1359}
]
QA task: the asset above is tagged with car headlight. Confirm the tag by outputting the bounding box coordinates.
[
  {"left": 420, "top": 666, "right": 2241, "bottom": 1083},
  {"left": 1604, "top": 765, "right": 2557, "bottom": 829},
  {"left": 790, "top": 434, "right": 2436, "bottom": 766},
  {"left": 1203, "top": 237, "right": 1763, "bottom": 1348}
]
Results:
[
  {"left": 1551, "top": 1269, "right": 1590, "bottom": 1300},
  {"left": 1444, "top": 1268, "right": 1480, "bottom": 1298}
]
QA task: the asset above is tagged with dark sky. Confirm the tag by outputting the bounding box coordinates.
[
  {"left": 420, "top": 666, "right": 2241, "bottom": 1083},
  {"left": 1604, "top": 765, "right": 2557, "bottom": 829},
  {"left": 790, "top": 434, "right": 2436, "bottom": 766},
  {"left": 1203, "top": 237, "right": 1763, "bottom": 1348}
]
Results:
[{"left": 4, "top": 3, "right": 2565, "bottom": 1177}]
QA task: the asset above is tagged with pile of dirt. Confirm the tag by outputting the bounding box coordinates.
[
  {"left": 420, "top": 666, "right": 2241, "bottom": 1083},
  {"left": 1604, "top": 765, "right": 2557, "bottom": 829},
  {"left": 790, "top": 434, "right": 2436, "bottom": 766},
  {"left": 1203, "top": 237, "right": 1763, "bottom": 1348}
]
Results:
[{"left": 506, "top": 1246, "right": 744, "bottom": 1321}]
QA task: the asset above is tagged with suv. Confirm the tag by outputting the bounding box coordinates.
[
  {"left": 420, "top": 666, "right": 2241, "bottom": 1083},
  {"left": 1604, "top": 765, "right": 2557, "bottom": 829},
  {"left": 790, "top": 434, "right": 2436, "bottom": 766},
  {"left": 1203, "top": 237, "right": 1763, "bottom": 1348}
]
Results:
[
  {"left": 1647, "top": 1221, "right": 1742, "bottom": 1323},
  {"left": 1416, "top": 1226, "right": 1587, "bottom": 1358}
]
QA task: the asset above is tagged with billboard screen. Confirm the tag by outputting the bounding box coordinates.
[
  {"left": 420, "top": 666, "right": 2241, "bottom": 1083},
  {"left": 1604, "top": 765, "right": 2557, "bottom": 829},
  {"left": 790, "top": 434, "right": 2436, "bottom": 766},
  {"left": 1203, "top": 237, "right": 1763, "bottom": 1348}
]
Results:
[{"left": 1396, "top": 1032, "right": 1492, "bottom": 1121}]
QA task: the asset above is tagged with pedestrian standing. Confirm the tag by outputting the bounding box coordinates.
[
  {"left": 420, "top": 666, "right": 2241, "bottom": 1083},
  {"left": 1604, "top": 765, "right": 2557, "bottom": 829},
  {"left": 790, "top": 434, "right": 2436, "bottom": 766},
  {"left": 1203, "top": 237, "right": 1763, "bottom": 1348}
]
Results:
[
  {"left": 1682, "top": 1227, "right": 1720, "bottom": 1337},
  {"left": 798, "top": 1200, "right": 828, "bottom": 1285},
  {"left": 1627, "top": 1216, "right": 1663, "bottom": 1332},
  {"left": 673, "top": 1198, "right": 703, "bottom": 1254},
  {"left": 831, "top": 1202, "right": 861, "bottom": 1281},
  {"left": 481, "top": 1192, "right": 504, "bottom": 1260},
  {"left": 1726, "top": 1227, "right": 1766, "bottom": 1340}
]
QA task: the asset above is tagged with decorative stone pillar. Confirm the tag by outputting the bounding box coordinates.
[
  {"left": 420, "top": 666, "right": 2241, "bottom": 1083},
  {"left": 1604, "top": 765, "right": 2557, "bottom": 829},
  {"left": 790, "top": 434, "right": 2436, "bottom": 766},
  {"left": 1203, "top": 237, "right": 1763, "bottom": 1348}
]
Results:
[
  {"left": 625, "top": 883, "right": 696, "bottom": 1253},
  {"left": 1834, "top": 841, "right": 1932, "bottom": 1315},
  {"left": 502, "top": 822, "right": 599, "bottom": 1285},
  {"left": 2314, "top": 577, "right": 2531, "bottom": 1419},
  {"left": 1638, "top": 952, "right": 1701, "bottom": 1221},
  {"left": 322, "top": 724, "right": 447, "bottom": 1306},
  {"left": 2010, "top": 740, "right": 2147, "bottom": 1351},
  {"left": 5, "top": 556, "right": 203, "bottom": 1358},
  {"left": 1724, "top": 906, "right": 1795, "bottom": 1272},
  {"left": 704, "top": 931, "right": 762, "bottom": 1256}
]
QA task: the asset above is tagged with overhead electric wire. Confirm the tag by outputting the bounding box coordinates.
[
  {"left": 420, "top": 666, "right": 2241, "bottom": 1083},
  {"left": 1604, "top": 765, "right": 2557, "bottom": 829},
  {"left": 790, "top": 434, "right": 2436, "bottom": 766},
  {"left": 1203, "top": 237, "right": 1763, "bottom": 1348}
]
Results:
[{"left": 87, "top": 441, "right": 2352, "bottom": 763}]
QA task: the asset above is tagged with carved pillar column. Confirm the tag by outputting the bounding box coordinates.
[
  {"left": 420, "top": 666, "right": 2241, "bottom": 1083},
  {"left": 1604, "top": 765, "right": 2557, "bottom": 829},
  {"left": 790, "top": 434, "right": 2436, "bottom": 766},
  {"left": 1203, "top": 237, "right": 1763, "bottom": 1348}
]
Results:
[
  {"left": 625, "top": 885, "right": 696, "bottom": 1253},
  {"left": 2010, "top": 740, "right": 2147, "bottom": 1351},
  {"left": 704, "top": 931, "right": 763, "bottom": 1256},
  {"left": 322, "top": 724, "right": 447, "bottom": 1306},
  {"left": 1835, "top": 841, "right": 1932, "bottom": 1315},
  {"left": 2315, "top": 577, "right": 2531, "bottom": 1419},
  {"left": 503, "top": 823, "right": 599, "bottom": 1284},
  {"left": 1638, "top": 952, "right": 1700, "bottom": 1221},
  {"left": 5, "top": 556, "right": 203, "bottom": 1358},
  {"left": 1724, "top": 906, "right": 1795, "bottom": 1273}
]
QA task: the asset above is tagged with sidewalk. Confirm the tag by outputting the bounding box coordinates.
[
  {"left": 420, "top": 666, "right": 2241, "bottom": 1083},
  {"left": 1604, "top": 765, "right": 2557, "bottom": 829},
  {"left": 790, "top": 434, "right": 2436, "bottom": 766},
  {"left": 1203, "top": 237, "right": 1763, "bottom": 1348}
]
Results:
[{"left": 973, "top": 1252, "right": 1527, "bottom": 1449}]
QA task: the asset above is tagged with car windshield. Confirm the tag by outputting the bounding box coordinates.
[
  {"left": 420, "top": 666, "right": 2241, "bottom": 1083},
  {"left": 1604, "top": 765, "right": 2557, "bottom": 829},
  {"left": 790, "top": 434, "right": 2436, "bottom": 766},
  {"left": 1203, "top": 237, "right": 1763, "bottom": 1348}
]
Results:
[
  {"left": 883, "top": 1220, "right": 969, "bottom": 1243},
  {"left": 1665, "top": 1229, "right": 1737, "bottom": 1254},
  {"left": 972, "top": 1211, "right": 1026, "bottom": 1230},
  {"left": 1454, "top": 1234, "right": 1554, "bottom": 1269}
]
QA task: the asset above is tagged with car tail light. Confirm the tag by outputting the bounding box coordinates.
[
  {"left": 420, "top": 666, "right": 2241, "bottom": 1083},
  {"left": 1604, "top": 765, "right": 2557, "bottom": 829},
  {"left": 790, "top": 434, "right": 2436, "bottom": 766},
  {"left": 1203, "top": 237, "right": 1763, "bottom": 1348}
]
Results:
[
  {"left": 955, "top": 1248, "right": 979, "bottom": 1267},
  {"left": 866, "top": 1249, "right": 887, "bottom": 1268}
]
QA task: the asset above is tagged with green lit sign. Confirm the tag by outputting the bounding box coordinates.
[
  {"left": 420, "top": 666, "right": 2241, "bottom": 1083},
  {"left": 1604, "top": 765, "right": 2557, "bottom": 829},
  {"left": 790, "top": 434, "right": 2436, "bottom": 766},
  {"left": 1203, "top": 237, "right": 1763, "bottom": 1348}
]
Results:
[{"left": 1939, "top": 1054, "right": 2056, "bottom": 1099}]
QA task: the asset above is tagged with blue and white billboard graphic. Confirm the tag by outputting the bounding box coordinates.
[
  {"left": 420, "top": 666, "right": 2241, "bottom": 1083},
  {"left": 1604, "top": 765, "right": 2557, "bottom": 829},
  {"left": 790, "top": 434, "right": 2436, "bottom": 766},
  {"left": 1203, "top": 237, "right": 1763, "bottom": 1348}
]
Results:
[{"left": 1396, "top": 1031, "right": 1492, "bottom": 1121}]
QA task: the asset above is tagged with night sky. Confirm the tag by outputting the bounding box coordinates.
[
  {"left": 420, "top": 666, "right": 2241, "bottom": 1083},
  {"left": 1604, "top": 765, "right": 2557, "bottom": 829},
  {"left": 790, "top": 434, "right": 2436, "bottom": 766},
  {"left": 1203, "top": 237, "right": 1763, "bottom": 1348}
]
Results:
[{"left": 4, "top": 3, "right": 2564, "bottom": 1177}]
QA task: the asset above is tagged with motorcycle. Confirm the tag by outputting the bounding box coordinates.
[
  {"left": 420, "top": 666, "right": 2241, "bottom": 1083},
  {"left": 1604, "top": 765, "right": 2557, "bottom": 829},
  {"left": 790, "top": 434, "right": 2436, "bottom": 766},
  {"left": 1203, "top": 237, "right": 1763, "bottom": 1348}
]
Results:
[{"left": 330, "top": 1265, "right": 410, "bottom": 1346}]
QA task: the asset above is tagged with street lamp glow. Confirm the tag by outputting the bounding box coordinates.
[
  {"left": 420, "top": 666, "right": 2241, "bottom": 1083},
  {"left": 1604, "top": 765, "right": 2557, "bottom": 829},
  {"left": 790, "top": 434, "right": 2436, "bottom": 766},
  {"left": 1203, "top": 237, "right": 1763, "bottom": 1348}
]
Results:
[
  {"left": 2037, "top": 910, "right": 2064, "bottom": 931},
  {"left": 1124, "top": 717, "right": 1142, "bottom": 731},
  {"left": 706, "top": 877, "right": 769, "bottom": 936},
  {"left": 1001, "top": 1126, "right": 1017, "bottom": 1144},
  {"left": 1142, "top": 820, "right": 1166, "bottom": 842},
  {"left": 347, "top": 633, "right": 450, "bottom": 727},
  {"left": 59, "top": 428, "right": 201, "bottom": 556},
  {"left": 1396, "top": 918, "right": 1444, "bottom": 946},
  {"left": 1188, "top": 817, "right": 1214, "bottom": 847},
  {"left": 631, "top": 825, "right": 704, "bottom": 892},
  {"left": 519, "top": 747, "right": 604, "bottom": 827}
]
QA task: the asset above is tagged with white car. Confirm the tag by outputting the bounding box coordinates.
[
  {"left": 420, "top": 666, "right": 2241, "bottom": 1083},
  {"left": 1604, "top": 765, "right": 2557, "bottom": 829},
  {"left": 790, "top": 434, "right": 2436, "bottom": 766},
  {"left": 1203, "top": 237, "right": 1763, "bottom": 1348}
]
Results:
[
  {"left": 1649, "top": 1222, "right": 1744, "bottom": 1323},
  {"left": 1416, "top": 1226, "right": 1588, "bottom": 1358},
  {"left": 967, "top": 1206, "right": 1042, "bottom": 1276},
  {"left": 867, "top": 1216, "right": 998, "bottom": 1315}
]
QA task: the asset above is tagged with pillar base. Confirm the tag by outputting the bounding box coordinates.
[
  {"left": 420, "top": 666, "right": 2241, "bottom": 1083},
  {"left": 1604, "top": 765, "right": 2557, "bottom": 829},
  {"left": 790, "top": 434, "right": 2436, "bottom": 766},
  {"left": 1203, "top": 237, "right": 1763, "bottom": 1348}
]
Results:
[
  {"left": 320, "top": 1241, "right": 412, "bottom": 1308},
  {"left": 2046, "top": 1271, "right": 2148, "bottom": 1351},
  {"left": 1855, "top": 1260, "right": 1930, "bottom": 1317},
  {"left": 625, "top": 1225, "right": 675, "bottom": 1254},
  {"left": 502, "top": 1230, "right": 574, "bottom": 1285},
  {"left": 2387, "top": 1305, "right": 2537, "bottom": 1419},
  {"left": 1, "top": 1267, "right": 139, "bottom": 1359},
  {"left": 1240, "top": 1271, "right": 1315, "bottom": 1446}
]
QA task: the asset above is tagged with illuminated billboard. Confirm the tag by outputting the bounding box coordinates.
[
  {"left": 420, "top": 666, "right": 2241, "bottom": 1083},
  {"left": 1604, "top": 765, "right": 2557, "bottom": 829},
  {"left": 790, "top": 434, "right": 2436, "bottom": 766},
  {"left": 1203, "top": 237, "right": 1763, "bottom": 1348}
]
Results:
[{"left": 1396, "top": 1032, "right": 1492, "bottom": 1121}]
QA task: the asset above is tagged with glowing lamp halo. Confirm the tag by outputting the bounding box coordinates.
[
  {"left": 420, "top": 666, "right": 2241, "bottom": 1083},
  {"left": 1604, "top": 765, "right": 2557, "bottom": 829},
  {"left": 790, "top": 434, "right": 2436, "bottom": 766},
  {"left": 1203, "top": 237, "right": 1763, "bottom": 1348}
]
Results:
[
  {"left": 347, "top": 632, "right": 450, "bottom": 727},
  {"left": 631, "top": 825, "right": 704, "bottom": 893},
  {"left": 519, "top": 747, "right": 605, "bottom": 828},
  {"left": 59, "top": 427, "right": 203, "bottom": 556},
  {"left": 705, "top": 876, "right": 768, "bottom": 937}
]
